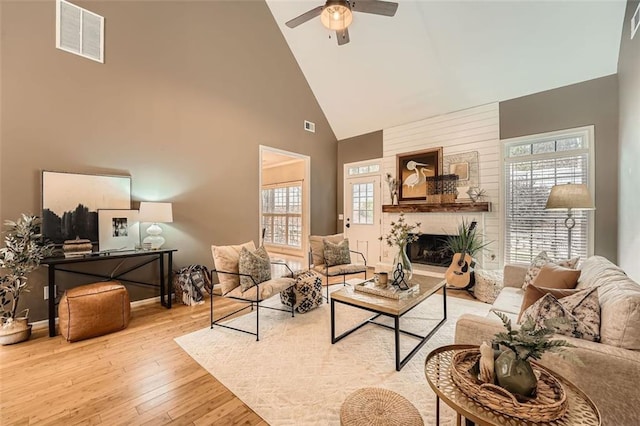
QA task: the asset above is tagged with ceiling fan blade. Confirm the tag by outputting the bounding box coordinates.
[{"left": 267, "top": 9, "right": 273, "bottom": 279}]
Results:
[
  {"left": 285, "top": 6, "right": 324, "bottom": 28},
  {"left": 336, "top": 28, "right": 350, "bottom": 46},
  {"left": 351, "top": 0, "right": 398, "bottom": 17}
]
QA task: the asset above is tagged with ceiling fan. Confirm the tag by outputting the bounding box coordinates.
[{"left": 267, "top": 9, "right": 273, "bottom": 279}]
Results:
[{"left": 285, "top": 0, "right": 399, "bottom": 46}]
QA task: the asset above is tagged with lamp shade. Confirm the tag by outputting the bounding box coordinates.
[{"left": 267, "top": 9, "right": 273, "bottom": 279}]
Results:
[
  {"left": 545, "top": 184, "right": 595, "bottom": 211},
  {"left": 139, "top": 202, "right": 173, "bottom": 223},
  {"left": 320, "top": 1, "right": 353, "bottom": 31}
]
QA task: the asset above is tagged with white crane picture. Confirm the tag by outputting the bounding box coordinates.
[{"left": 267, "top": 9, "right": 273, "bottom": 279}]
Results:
[{"left": 402, "top": 160, "right": 429, "bottom": 188}]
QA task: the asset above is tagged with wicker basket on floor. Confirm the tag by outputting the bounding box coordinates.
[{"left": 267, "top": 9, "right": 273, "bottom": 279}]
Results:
[{"left": 450, "top": 348, "right": 568, "bottom": 422}]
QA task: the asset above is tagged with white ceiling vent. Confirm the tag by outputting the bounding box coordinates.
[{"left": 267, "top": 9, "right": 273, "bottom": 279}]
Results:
[
  {"left": 632, "top": 2, "right": 640, "bottom": 40},
  {"left": 304, "top": 120, "right": 316, "bottom": 133},
  {"left": 56, "top": 0, "right": 104, "bottom": 63}
]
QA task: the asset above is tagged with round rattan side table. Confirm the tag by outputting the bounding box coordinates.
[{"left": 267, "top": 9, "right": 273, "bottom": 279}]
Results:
[
  {"left": 424, "top": 345, "right": 601, "bottom": 426},
  {"left": 340, "top": 387, "right": 424, "bottom": 426}
]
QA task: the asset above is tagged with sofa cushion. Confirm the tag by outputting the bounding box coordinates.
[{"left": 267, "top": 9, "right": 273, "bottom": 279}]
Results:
[
  {"left": 310, "top": 233, "right": 343, "bottom": 267},
  {"left": 238, "top": 246, "right": 271, "bottom": 292},
  {"left": 490, "top": 287, "right": 524, "bottom": 315},
  {"left": 518, "top": 285, "right": 581, "bottom": 321},
  {"left": 576, "top": 255, "right": 626, "bottom": 290},
  {"left": 323, "top": 238, "right": 351, "bottom": 267},
  {"left": 520, "top": 288, "right": 600, "bottom": 342},
  {"left": 212, "top": 241, "right": 256, "bottom": 295},
  {"left": 532, "top": 263, "right": 580, "bottom": 289},
  {"left": 522, "top": 251, "right": 579, "bottom": 290}
]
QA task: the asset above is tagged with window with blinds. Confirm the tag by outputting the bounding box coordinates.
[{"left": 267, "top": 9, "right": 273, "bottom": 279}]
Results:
[
  {"left": 503, "top": 127, "right": 593, "bottom": 264},
  {"left": 262, "top": 183, "right": 302, "bottom": 248}
]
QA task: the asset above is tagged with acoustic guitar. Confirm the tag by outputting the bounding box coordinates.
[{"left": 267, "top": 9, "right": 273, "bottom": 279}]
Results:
[{"left": 445, "top": 221, "right": 477, "bottom": 289}]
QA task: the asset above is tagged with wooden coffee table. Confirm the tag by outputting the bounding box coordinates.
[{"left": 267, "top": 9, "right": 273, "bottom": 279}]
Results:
[
  {"left": 331, "top": 276, "right": 447, "bottom": 371},
  {"left": 424, "top": 345, "right": 601, "bottom": 426}
]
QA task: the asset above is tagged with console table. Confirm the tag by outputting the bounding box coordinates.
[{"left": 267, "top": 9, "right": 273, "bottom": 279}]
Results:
[{"left": 42, "top": 249, "right": 176, "bottom": 337}]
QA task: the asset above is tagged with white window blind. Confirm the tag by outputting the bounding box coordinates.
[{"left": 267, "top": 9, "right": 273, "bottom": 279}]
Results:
[
  {"left": 262, "top": 183, "right": 302, "bottom": 248},
  {"left": 504, "top": 129, "right": 593, "bottom": 263}
]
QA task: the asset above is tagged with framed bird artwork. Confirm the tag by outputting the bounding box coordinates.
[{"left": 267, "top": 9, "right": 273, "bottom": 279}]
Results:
[{"left": 396, "top": 147, "right": 443, "bottom": 202}]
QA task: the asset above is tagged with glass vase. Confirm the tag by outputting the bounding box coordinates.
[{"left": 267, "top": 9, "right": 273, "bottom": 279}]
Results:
[{"left": 393, "top": 241, "right": 413, "bottom": 282}]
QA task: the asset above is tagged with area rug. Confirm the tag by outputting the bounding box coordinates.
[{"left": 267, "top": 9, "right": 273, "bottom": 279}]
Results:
[{"left": 175, "top": 285, "right": 491, "bottom": 425}]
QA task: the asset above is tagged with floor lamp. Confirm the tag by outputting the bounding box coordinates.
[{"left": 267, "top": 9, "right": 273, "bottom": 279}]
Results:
[{"left": 545, "top": 183, "right": 595, "bottom": 258}]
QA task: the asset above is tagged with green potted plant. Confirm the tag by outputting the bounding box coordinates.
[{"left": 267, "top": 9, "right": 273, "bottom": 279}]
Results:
[
  {"left": 444, "top": 219, "right": 490, "bottom": 257},
  {"left": 492, "top": 311, "right": 576, "bottom": 397},
  {"left": 0, "top": 214, "right": 54, "bottom": 345}
]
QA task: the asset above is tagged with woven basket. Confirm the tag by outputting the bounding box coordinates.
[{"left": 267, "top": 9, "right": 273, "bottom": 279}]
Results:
[
  {"left": 340, "top": 387, "right": 423, "bottom": 426},
  {"left": 450, "top": 348, "right": 568, "bottom": 422}
]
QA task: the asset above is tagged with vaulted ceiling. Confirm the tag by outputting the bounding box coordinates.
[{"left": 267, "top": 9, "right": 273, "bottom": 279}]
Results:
[{"left": 266, "top": 0, "right": 627, "bottom": 140}]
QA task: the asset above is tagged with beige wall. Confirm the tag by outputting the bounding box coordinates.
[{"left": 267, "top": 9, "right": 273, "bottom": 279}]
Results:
[
  {"left": 0, "top": 1, "right": 337, "bottom": 321},
  {"left": 336, "top": 130, "right": 383, "bottom": 229},
  {"left": 618, "top": 0, "right": 640, "bottom": 280},
  {"left": 499, "top": 75, "right": 619, "bottom": 263}
]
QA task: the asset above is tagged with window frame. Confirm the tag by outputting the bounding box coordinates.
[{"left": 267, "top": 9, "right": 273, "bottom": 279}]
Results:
[
  {"left": 500, "top": 126, "right": 595, "bottom": 264},
  {"left": 261, "top": 181, "right": 303, "bottom": 249}
]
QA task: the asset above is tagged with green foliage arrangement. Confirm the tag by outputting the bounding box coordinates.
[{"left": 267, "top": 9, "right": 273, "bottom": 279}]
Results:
[
  {"left": 379, "top": 213, "right": 421, "bottom": 247},
  {"left": 493, "top": 311, "right": 577, "bottom": 362},
  {"left": 0, "top": 214, "right": 54, "bottom": 321},
  {"left": 444, "top": 219, "right": 491, "bottom": 256}
]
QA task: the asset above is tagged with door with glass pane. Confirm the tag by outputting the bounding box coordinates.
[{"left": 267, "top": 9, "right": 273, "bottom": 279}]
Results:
[
  {"left": 262, "top": 183, "right": 303, "bottom": 251},
  {"left": 344, "top": 174, "right": 381, "bottom": 265}
]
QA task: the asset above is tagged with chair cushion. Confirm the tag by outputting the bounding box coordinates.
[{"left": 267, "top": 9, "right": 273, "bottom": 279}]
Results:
[
  {"left": 211, "top": 241, "right": 256, "bottom": 295},
  {"left": 522, "top": 251, "right": 579, "bottom": 290},
  {"left": 225, "top": 277, "right": 295, "bottom": 301},
  {"left": 309, "top": 233, "right": 343, "bottom": 267},
  {"left": 238, "top": 246, "right": 271, "bottom": 291},
  {"left": 313, "top": 264, "right": 367, "bottom": 277},
  {"left": 323, "top": 238, "right": 351, "bottom": 267},
  {"left": 520, "top": 287, "right": 601, "bottom": 342}
]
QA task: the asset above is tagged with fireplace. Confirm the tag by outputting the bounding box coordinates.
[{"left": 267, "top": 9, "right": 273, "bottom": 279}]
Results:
[{"left": 406, "top": 233, "right": 454, "bottom": 267}]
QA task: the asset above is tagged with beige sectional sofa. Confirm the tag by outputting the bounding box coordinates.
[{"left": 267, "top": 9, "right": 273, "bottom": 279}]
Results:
[{"left": 455, "top": 256, "right": 640, "bottom": 426}]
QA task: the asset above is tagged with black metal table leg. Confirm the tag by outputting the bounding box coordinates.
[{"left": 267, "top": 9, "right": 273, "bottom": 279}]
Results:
[
  {"left": 167, "top": 251, "right": 173, "bottom": 308},
  {"left": 436, "top": 395, "right": 440, "bottom": 425},
  {"left": 159, "top": 253, "right": 166, "bottom": 307},
  {"left": 48, "top": 265, "right": 56, "bottom": 337},
  {"left": 395, "top": 315, "right": 401, "bottom": 371}
]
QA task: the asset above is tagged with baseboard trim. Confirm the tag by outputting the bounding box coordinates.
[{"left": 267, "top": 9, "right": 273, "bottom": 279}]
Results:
[{"left": 30, "top": 296, "right": 164, "bottom": 331}]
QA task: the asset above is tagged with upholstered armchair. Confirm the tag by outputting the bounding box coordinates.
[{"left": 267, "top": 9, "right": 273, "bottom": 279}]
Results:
[
  {"left": 308, "top": 233, "right": 367, "bottom": 302},
  {"left": 210, "top": 241, "right": 296, "bottom": 341}
]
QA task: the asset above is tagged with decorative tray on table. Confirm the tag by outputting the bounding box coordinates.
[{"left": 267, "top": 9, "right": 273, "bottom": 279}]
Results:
[
  {"left": 450, "top": 348, "right": 568, "bottom": 422},
  {"left": 353, "top": 281, "right": 419, "bottom": 300}
]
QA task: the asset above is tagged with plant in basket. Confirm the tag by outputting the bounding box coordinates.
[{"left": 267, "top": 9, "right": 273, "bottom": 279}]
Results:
[{"left": 491, "top": 311, "right": 576, "bottom": 398}]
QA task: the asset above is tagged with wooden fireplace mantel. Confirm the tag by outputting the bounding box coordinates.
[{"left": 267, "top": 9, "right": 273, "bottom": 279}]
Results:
[{"left": 382, "top": 202, "right": 491, "bottom": 213}]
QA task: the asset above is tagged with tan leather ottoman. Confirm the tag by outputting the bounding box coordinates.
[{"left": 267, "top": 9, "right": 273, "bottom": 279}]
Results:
[{"left": 58, "top": 281, "right": 131, "bottom": 342}]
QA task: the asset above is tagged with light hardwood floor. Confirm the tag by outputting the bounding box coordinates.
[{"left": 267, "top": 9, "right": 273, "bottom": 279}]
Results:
[{"left": 0, "top": 270, "right": 473, "bottom": 425}]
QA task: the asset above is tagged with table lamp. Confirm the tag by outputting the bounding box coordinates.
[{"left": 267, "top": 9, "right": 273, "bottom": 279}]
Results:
[
  {"left": 545, "top": 183, "right": 595, "bottom": 258},
  {"left": 139, "top": 202, "right": 173, "bottom": 250}
]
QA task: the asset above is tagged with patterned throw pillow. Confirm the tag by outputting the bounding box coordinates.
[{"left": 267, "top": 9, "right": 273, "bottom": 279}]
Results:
[
  {"left": 238, "top": 246, "right": 271, "bottom": 292},
  {"left": 520, "top": 287, "right": 600, "bottom": 342},
  {"left": 522, "top": 251, "right": 580, "bottom": 290},
  {"left": 323, "top": 239, "right": 351, "bottom": 267}
]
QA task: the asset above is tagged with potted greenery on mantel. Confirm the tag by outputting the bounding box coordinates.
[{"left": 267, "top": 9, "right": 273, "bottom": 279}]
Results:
[{"left": 0, "top": 214, "right": 53, "bottom": 345}]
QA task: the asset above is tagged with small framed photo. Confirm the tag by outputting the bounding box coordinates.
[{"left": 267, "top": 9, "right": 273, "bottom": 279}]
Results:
[{"left": 98, "top": 209, "right": 140, "bottom": 251}]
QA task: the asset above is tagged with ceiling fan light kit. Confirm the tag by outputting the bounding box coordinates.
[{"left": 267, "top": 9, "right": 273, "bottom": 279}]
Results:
[
  {"left": 320, "top": 1, "right": 353, "bottom": 31},
  {"left": 285, "top": 0, "right": 398, "bottom": 46}
]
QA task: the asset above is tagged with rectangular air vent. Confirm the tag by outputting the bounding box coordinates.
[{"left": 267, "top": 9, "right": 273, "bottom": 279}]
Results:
[
  {"left": 304, "top": 120, "right": 316, "bottom": 133},
  {"left": 56, "top": 0, "right": 104, "bottom": 63},
  {"left": 632, "top": 2, "right": 640, "bottom": 40}
]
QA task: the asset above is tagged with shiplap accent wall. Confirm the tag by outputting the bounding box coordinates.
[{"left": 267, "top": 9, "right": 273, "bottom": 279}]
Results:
[{"left": 382, "top": 103, "right": 501, "bottom": 271}]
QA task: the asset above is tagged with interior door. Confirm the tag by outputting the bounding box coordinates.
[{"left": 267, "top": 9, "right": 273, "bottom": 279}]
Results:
[{"left": 344, "top": 174, "right": 382, "bottom": 265}]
